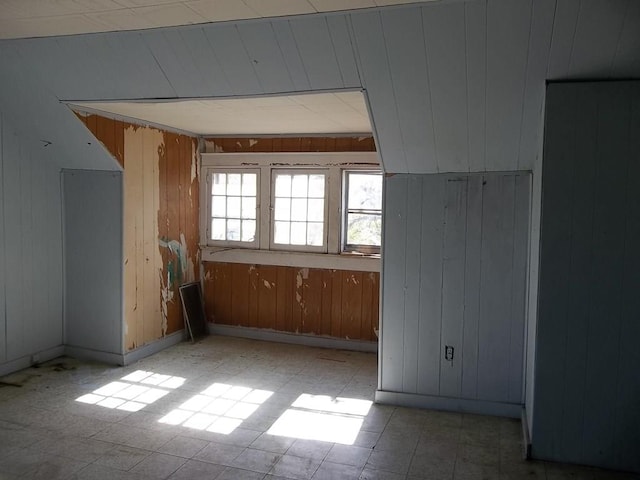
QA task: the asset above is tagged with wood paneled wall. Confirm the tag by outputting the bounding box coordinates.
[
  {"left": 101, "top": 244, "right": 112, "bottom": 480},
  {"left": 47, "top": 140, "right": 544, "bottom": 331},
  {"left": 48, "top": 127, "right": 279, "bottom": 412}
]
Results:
[
  {"left": 533, "top": 82, "right": 640, "bottom": 473},
  {"left": 381, "top": 173, "right": 530, "bottom": 409},
  {"left": 204, "top": 136, "right": 376, "bottom": 153},
  {"left": 203, "top": 263, "right": 379, "bottom": 341},
  {"left": 202, "top": 135, "right": 378, "bottom": 341},
  {"left": 78, "top": 114, "right": 199, "bottom": 350}
]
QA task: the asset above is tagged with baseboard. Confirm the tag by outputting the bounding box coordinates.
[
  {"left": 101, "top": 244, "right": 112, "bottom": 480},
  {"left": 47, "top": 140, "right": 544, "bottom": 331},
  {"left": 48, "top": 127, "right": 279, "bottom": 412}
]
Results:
[
  {"left": 65, "top": 330, "right": 187, "bottom": 366},
  {"left": 64, "top": 345, "right": 125, "bottom": 366},
  {"left": 0, "top": 345, "right": 66, "bottom": 377},
  {"left": 375, "top": 390, "right": 522, "bottom": 418},
  {"left": 122, "top": 329, "right": 187, "bottom": 365},
  {"left": 521, "top": 407, "right": 532, "bottom": 459},
  {"left": 209, "top": 324, "right": 378, "bottom": 353}
]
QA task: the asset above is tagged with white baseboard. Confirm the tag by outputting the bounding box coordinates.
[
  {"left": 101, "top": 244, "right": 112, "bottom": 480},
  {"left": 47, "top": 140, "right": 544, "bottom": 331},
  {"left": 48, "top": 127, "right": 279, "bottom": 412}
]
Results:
[
  {"left": 123, "top": 329, "right": 186, "bottom": 365},
  {"left": 375, "top": 390, "right": 522, "bottom": 418},
  {"left": 208, "top": 324, "right": 378, "bottom": 353},
  {"left": 64, "top": 330, "right": 186, "bottom": 367},
  {"left": 0, "top": 345, "right": 66, "bottom": 377}
]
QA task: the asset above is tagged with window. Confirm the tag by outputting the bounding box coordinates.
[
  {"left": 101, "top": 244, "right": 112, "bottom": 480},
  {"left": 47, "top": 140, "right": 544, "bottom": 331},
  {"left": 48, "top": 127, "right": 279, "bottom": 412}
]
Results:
[
  {"left": 207, "top": 170, "right": 258, "bottom": 247},
  {"left": 343, "top": 171, "right": 383, "bottom": 253},
  {"left": 201, "top": 153, "right": 382, "bottom": 266},
  {"left": 272, "top": 171, "right": 327, "bottom": 251}
]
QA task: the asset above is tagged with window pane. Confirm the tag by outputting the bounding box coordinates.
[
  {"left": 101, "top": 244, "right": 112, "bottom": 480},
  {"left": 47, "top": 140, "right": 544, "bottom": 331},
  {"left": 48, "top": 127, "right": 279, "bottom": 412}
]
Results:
[
  {"left": 348, "top": 173, "right": 382, "bottom": 210},
  {"left": 212, "top": 173, "right": 226, "bottom": 195},
  {"left": 241, "top": 220, "right": 256, "bottom": 242},
  {"left": 291, "top": 198, "right": 307, "bottom": 221},
  {"left": 227, "top": 197, "right": 241, "bottom": 218},
  {"left": 274, "top": 198, "right": 290, "bottom": 221},
  {"left": 242, "top": 173, "right": 257, "bottom": 196},
  {"left": 275, "top": 174, "right": 291, "bottom": 197},
  {"left": 307, "top": 199, "right": 324, "bottom": 222},
  {"left": 308, "top": 175, "right": 325, "bottom": 198},
  {"left": 347, "top": 213, "right": 382, "bottom": 246},
  {"left": 290, "top": 222, "right": 306, "bottom": 245},
  {"left": 211, "top": 196, "right": 226, "bottom": 218},
  {"left": 227, "top": 219, "right": 241, "bottom": 241},
  {"left": 274, "top": 221, "right": 290, "bottom": 244},
  {"left": 241, "top": 197, "right": 256, "bottom": 219},
  {"left": 307, "top": 222, "right": 324, "bottom": 246},
  {"left": 227, "top": 174, "right": 241, "bottom": 196},
  {"left": 211, "top": 218, "right": 225, "bottom": 240},
  {"left": 291, "top": 175, "right": 308, "bottom": 198}
]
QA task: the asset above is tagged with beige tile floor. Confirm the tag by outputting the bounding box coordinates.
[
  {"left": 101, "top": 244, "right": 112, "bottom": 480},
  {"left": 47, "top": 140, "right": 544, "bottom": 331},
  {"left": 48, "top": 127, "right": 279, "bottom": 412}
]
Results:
[{"left": 0, "top": 336, "right": 637, "bottom": 480}]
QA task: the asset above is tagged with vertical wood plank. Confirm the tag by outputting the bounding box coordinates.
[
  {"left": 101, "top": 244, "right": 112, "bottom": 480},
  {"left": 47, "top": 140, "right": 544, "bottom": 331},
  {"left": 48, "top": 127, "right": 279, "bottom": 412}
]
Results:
[
  {"left": 613, "top": 84, "right": 640, "bottom": 471},
  {"left": 485, "top": 0, "right": 532, "bottom": 171},
  {"left": 402, "top": 176, "right": 422, "bottom": 393},
  {"left": 257, "top": 265, "right": 278, "bottom": 329},
  {"left": 330, "top": 270, "right": 343, "bottom": 338},
  {"left": 507, "top": 174, "right": 530, "bottom": 403},
  {"left": 165, "top": 133, "right": 182, "bottom": 334},
  {"left": 248, "top": 265, "right": 259, "bottom": 328},
  {"left": 204, "top": 24, "right": 263, "bottom": 95},
  {"left": 557, "top": 84, "right": 598, "bottom": 462},
  {"left": 382, "top": 7, "right": 437, "bottom": 173},
  {"left": 580, "top": 84, "right": 629, "bottom": 466},
  {"left": 341, "top": 271, "right": 363, "bottom": 340},
  {"left": 439, "top": 177, "right": 468, "bottom": 397},
  {"left": 461, "top": 175, "right": 483, "bottom": 398},
  {"left": 533, "top": 84, "right": 577, "bottom": 455},
  {"left": 289, "top": 16, "right": 344, "bottom": 90},
  {"left": 326, "top": 15, "right": 361, "bottom": 88},
  {"left": 477, "top": 175, "right": 516, "bottom": 402},
  {"left": 302, "top": 268, "right": 323, "bottom": 335},
  {"left": 546, "top": 0, "right": 581, "bottom": 79},
  {"left": 416, "top": 175, "right": 445, "bottom": 395},
  {"left": 381, "top": 175, "right": 407, "bottom": 392},
  {"left": 350, "top": 11, "right": 407, "bottom": 173},
  {"left": 465, "top": 0, "right": 487, "bottom": 172},
  {"left": 231, "top": 263, "right": 250, "bottom": 327},
  {"left": 361, "top": 272, "right": 374, "bottom": 341},
  {"left": 320, "top": 269, "right": 333, "bottom": 336},
  {"left": 271, "top": 20, "right": 312, "bottom": 91},
  {"left": 237, "top": 22, "right": 294, "bottom": 93},
  {"left": 423, "top": 3, "right": 469, "bottom": 172},
  {"left": 0, "top": 117, "right": 5, "bottom": 362}
]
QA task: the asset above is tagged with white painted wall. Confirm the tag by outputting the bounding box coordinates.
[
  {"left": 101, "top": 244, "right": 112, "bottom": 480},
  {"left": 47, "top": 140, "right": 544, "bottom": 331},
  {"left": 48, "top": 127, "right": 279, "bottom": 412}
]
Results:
[
  {"left": 532, "top": 81, "right": 640, "bottom": 473},
  {"left": 0, "top": 113, "right": 64, "bottom": 376},
  {"left": 63, "top": 170, "right": 124, "bottom": 359},
  {"left": 378, "top": 172, "right": 530, "bottom": 417}
]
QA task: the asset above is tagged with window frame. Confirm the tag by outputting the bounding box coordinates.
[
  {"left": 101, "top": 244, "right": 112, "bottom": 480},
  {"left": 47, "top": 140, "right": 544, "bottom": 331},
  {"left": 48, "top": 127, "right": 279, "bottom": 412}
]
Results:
[
  {"left": 200, "top": 152, "right": 382, "bottom": 271},
  {"left": 270, "top": 168, "right": 330, "bottom": 253},
  {"left": 204, "top": 167, "right": 260, "bottom": 249},
  {"left": 342, "top": 170, "right": 383, "bottom": 255}
]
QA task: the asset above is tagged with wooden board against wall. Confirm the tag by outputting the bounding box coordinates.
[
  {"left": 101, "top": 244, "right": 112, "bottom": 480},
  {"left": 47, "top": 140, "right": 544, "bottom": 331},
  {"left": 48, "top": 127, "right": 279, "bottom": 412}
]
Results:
[
  {"left": 78, "top": 113, "right": 199, "bottom": 350},
  {"left": 203, "top": 263, "right": 379, "bottom": 341}
]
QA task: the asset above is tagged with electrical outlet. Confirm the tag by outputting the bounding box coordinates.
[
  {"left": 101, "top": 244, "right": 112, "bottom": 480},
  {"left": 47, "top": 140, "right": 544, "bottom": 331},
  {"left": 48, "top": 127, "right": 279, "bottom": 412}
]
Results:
[{"left": 444, "top": 345, "right": 454, "bottom": 361}]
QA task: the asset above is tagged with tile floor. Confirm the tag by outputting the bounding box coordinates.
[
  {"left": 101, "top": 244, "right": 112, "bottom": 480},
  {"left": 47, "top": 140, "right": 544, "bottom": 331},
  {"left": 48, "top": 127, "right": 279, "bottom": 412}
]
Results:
[{"left": 0, "top": 336, "right": 637, "bottom": 480}]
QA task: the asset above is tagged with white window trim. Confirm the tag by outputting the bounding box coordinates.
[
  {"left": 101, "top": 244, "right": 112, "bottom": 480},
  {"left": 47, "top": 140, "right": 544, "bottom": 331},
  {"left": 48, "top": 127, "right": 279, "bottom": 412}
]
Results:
[
  {"left": 202, "top": 167, "right": 260, "bottom": 249},
  {"left": 270, "top": 168, "right": 331, "bottom": 253},
  {"left": 200, "top": 152, "right": 382, "bottom": 271},
  {"left": 342, "top": 170, "right": 383, "bottom": 254}
]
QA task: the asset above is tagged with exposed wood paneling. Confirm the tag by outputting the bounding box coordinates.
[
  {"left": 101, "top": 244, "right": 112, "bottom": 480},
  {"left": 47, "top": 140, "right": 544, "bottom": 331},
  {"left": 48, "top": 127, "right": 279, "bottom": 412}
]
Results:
[
  {"left": 534, "top": 81, "right": 640, "bottom": 473},
  {"left": 203, "top": 263, "right": 379, "bottom": 341},
  {"left": 81, "top": 114, "right": 199, "bottom": 351},
  {"left": 204, "top": 136, "right": 375, "bottom": 153},
  {"left": 382, "top": 172, "right": 530, "bottom": 408}
]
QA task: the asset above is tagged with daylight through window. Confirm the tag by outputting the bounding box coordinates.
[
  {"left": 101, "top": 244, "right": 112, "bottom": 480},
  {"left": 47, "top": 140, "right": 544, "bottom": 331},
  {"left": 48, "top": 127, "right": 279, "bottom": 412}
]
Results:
[
  {"left": 343, "top": 171, "right": 383, "bottom": 253},
  {"left": 209, "top": 170, "right": 258, "bottom": 246}
]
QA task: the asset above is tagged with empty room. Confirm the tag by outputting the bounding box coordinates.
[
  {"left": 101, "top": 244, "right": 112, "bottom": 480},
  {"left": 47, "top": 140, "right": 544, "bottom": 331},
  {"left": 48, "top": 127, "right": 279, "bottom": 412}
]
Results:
[{"left": 0, "top": 0, "right": 639, "bottom": 479}]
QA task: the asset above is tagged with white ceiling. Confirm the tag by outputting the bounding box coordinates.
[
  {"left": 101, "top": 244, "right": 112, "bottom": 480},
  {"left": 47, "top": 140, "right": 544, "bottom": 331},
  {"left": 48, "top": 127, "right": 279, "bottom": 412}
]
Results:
[
  {"left": 70, "top": 91, "right": 372, "bottom": 135},
  {"left": 0, "top": 0, "right": 426, "bottom": 39}
]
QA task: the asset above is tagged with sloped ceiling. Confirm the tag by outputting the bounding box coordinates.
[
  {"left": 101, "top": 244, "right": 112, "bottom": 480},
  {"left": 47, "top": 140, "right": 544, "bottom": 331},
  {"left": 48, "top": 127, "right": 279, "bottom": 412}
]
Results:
[
  {"left": 0, "top": 0, "right": 638, "bottom": 173},
  {"left": 0, "top": 0, "right": 427, "bottom": 39}
]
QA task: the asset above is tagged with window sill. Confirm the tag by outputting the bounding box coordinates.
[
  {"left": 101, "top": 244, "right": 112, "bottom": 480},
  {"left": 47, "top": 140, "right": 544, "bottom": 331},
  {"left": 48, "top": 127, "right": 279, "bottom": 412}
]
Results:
[{"left": 201, "top": 247, "right": 380, "bottom": 272}]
